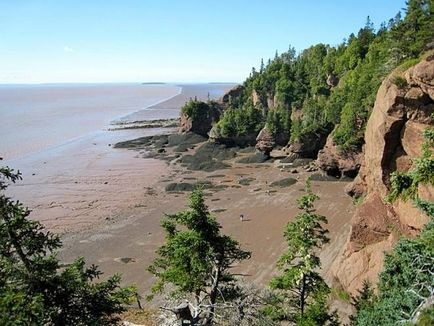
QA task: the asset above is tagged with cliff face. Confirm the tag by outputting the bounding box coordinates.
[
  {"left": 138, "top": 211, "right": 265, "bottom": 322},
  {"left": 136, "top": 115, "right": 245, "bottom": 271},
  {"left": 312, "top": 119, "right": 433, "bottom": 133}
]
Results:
[
  {"left": 317, "top": 136, "right": 362, "bottom": 178},
  {"left": 179, "top": 104, "right": 222, "bottom": 137},
  {"left": 331, "top": 56, "right": 434, "bottom": 295}
]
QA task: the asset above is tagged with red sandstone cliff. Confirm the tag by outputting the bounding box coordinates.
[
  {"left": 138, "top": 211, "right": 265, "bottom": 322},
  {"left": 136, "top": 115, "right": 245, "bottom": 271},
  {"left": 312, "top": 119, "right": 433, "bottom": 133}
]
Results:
[{"left": 331, "top": 55, "right": 434, "bottom": 295}]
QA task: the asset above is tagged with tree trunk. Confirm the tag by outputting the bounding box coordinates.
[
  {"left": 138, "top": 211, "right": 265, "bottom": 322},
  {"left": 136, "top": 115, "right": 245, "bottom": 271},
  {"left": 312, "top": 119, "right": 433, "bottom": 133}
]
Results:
[
  {"left": 7, "top": 227, "right": 32, "bottom": 274},
  {"left": 204, "top": 266, "right": 221, "bottom": 325}
]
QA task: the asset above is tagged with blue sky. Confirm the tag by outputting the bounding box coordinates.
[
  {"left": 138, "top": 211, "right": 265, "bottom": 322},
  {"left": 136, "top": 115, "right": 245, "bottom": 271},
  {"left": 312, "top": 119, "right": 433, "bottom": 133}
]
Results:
[{"left": 0, "top": 0, "right": 407, "bottom": 83}]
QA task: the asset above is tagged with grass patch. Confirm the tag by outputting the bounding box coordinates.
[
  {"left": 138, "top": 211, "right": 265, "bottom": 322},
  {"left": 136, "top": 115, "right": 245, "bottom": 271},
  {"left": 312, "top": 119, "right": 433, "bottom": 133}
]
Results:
[
  {"left": 330, "top": 287, "right": 351, "bottom": 303},
  {"left": 352, "top": 195, "right": 365, "bottom": 206},
  {"left": 391, "top": 75, "right": 408, "bottom": 90}
]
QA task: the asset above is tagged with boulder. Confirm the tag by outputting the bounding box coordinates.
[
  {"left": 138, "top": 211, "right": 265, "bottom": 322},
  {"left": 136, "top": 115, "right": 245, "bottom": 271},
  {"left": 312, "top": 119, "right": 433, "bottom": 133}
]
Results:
[
  {"left": 255, "top": 127, "right": 275, "bottom": 155},
  {"left": 332, "top": 57, "right": 434, "bottom": 295},
  {"left": 317, "top": 134, "right": 362, "bottom": 178},
  {"left": 286, "top": 130, "right": 329, "bottom": 159}
]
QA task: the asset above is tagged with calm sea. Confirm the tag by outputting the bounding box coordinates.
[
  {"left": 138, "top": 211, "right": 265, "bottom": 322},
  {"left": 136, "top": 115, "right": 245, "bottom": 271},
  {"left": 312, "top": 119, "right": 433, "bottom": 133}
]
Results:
[{"left": 0, "top": 83, "right": 232, "bottom": 161}]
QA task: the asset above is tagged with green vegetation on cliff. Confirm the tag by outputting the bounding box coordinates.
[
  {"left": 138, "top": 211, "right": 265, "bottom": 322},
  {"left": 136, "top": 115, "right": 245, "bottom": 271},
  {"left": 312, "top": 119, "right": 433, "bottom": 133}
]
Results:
[
  {"left": 352, "top": 127, "right": 434, "bottom": 325},
  {"left": 219, "top": 0, "right": 433, "bottom": 152},
  {"left": 181, "top": 98, "right": 220, "bottom": 122},
  {"left": 215, "top": 102, "right": 263, "bottom": 141}
]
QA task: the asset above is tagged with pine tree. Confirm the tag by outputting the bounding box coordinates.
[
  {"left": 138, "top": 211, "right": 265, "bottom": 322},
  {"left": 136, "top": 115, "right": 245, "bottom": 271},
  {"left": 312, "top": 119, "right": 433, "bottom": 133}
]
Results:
[
  {"left": 148, "top": 189, "right": 251, "bottom": 325},
  {"left": 268, "top": 182, "right": 337, "bottom": 325},
  {"left": 0, "top": 164, "right": 134, "bottom": 325}
]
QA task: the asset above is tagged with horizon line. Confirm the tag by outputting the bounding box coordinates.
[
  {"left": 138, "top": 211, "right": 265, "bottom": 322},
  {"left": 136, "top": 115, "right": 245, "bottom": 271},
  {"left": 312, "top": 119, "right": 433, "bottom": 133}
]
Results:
[{"left": 0, "top": 81, "right": 241, "bottom": 86}]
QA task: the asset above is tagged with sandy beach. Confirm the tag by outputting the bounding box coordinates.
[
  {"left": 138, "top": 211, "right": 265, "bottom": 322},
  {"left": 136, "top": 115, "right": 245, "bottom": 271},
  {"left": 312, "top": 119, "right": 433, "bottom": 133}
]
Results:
[
  {"left": 2, "top": 83, "right": 234, "bottom": 232},
  {"left": 2, "top": 83, "right": 354, "bottom": 304},
  {"left": 58, "top": 139, "right": 354, "bottom": 301}
]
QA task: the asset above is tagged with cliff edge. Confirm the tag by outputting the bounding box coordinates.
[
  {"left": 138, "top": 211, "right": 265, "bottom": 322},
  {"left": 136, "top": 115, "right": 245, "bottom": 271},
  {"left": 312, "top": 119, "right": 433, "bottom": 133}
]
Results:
[{"left": 331, "top": 55, "right": 434, "bottom": 295}]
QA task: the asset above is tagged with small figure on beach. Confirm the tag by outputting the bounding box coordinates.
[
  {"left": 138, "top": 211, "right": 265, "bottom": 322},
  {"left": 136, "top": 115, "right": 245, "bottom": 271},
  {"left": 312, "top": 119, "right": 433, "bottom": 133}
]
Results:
[{"left": 240, "top": 214, "right": 244, "bottom": 222}]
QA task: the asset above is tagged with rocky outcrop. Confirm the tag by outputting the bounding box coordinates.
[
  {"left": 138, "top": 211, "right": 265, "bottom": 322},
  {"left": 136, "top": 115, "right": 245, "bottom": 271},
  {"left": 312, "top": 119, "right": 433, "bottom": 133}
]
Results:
[
  {"left": 256, "top": 125, "right": 290, "bottom": 156},
  {"left": 326, "top": 73, "right": 339, "bottom": 87},
  {"left": 179, "top": 102, "right": 222, "bottom": 137},
  {"left": 267, "top": 95, "right": 276, "bottom": 109},
  {"left": 331, "top": 56, "right": 434, "bottom": 295},
  {"left": 286, "top": 130, "right": 329, "bottom": 159},
  {"left": 255, "top": 127, "right": 275, "bottom": 155},
  {"left": 252, "top": 89, "right": 278, "bottom": 110},
  {"left": 220, "top": 85, "right": 244, "bottom": 104},
  {"left": 317, "top": 135, "right": 362, "bottom": 178},
  {"left": 252, "top": 89, "right": 261, "bottom": 107}
]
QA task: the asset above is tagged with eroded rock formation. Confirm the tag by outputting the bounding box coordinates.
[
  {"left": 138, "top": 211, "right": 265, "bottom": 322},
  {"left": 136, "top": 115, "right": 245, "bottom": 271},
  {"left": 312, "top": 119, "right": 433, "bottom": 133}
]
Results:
[
  {"left": 331, "top": 56, "right": 434, "bottom": 295},
  {"left": 221, "top": 85, "right": 244, "bottom": 104},
  {"left": 255, "top": 127, "right": 275, "bottom": 155},
  {"left": 179, "top": 103, "right": 222, "bottom": 137},
  {"left": 317, "top": 135, "right": 362, "bottom": 178},
  {"left": 286, "top": 131, "right": 329, "bottom": 159}
]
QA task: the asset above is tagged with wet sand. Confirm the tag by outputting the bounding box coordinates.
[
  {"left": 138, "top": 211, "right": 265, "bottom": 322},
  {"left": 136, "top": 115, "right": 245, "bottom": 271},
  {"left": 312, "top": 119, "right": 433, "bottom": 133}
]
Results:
[
  {"left": 0, "top": 84, "right": 181, "bottom": 160},
  {"left": 3, "top": 83, "right": 234, "bottom": 232},
  {"left": 4, "top": 127, "right": 171, "bottom": 232},
  {"left": 3, "top": 82, "right": 354, "bottom": 307},
  {"left": 59, "top": 149, "right": 354, "bottom": 301}
]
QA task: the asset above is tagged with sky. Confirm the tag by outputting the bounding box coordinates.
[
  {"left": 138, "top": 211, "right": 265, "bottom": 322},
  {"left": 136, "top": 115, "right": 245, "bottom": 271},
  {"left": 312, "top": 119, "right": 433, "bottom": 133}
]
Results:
[{"left": 0, "top": 0, "right": 407, "bottom": 84}]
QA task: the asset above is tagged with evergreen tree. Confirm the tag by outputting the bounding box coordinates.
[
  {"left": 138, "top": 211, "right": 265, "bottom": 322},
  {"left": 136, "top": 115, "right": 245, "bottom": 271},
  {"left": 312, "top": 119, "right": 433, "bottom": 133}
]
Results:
[
  {"left": 267, "top": 182, "right": 337, "bottom": 325},
  {"left": 148, "top": 189, "right": 251, "bottom": 325},
  {"left": 0, "top": 164, "right": 134, "bottom": 325}
]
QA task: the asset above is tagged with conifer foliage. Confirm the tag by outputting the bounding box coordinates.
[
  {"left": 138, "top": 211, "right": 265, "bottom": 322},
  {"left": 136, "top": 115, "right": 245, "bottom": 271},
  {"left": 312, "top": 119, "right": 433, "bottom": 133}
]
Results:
[
  {"left": 267, "top": 182, "right": 338, "bottom": 325},
  {"left": 148, "top": 189, "right": 251, "bottom": 325},
  {"left": 0, "top": 164, "right": 134, "bottom": 325}
]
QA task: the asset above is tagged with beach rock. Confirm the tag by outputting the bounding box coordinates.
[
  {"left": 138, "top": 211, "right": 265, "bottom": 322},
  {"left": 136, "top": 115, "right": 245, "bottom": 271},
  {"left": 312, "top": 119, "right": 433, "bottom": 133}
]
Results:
[
  {"left": 286, "top": 130, "right": 329, "bottom": 159},
  {"left": 280, "top": 153, "right": 300, "bottom": 163},
  {"left": 270, "top": 148, "right": 288, "bottom": 159},
  {"left": 332, "top": 57, "right": 434, "bottom": 295},
  {"left": 317, "top": 134, "right": 362, "bottom": 178},
  {"left": 236, "top": 152, "right": 269, "bottom": 164},
  {"left": 180, "top": 142, "right": 235, "bottom": 172},
  {"left": 179, "top": 101, "right": 222, "bottom": 137},
  {"left": 255, "top": 127, "right": 275, "bottom": 155},
  {"left": 270, "top": 177, "right": 297, "bottom": 188}
]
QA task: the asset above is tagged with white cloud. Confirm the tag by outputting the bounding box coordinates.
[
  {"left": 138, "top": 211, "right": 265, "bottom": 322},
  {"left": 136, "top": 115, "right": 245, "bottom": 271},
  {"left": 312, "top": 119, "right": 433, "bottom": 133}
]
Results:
[{"left": 63, "top": 45, "right": 75, "bottom": 53}]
